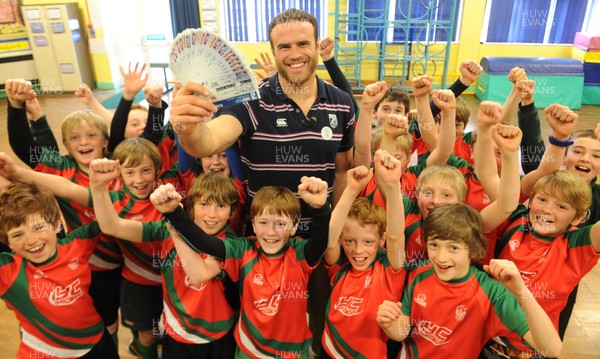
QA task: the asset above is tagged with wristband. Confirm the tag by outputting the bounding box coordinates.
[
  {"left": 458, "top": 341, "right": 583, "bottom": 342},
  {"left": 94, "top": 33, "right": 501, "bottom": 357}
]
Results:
[{"left": 548, "top": 135, "right": 573, "bottom": 147}]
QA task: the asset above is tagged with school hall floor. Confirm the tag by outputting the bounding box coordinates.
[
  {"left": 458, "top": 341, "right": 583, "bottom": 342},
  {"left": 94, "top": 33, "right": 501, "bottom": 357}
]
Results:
[{"left": 0, "top": 89, "right": 598, "bottom": 359}]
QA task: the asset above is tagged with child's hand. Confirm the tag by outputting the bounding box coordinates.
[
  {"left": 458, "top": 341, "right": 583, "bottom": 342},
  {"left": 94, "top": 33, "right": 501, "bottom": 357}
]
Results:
[
  {"left": 383, "top": 113, "right": 409, "bottom": 138},
  {"left": 5, "top": 78, "right": 35, "bottom": 108},
  {"left": 544, "top": 104, "right": 578, "bottom": 140},
  {"left": 75, "top": 84, "right": 95, "bottom": 106},
  {"left": 89, "top": 159, "right": 121, "bottom": 187},
  {"left": 432, "top": 89, "right": 456, "bottom": 111},
  {"left": 411, "top": 76, "right": 433, "bottom": 99},
  {"left": 150, "top": 183, "right": 183, "bottom": 214},
  {"left": 318, "top": 37, "right": 335, "bottom": 61},
  {"left": 0, "top": 153, "right": 17, "bottom": 179},
  {"left": 346, "top": 165, "right": 373, "bottom": 194},
  {"left": 458, "top": 60, "right": 483, "bottom": 86},
  {"left": 144, "top": 83, "right": 164, "bottom": 108},
  {"left": 374, "top": 149, "right": 402, "bottom": 190},
  {"left": 477, "top": 101, "right": 503, "bottom": 129},
  {"left": 508, "top": 67, "right": 527, "bottom": 84},
  {"left": 484, "top": 259, "right": 526, "bottom": 297},
  {"left": 254, "top": 52, "right": 276, "bottom": 79},
  {"left": 25, "top": 94, "right": 43, "bottom": 121},
  {"left": 376, "top": 300, "right": 403, "bottom": 329},
  {"left": 515, "top": 79, "right": 535, "bottom": 105},
  {"left": 361, "top": 81, "right": 388, "bottom": 109},
  {"left": 492, "top": 123, "right": 523, "bottom": 153},
  {"left": 121, "top": 62, "right": 148, "bottom": 101},
  {"left": 298, "top": 176, "right": 328, "bottom": 209}
]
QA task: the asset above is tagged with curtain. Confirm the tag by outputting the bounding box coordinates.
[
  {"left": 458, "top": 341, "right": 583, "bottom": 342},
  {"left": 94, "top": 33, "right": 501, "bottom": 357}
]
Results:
[{"left": 169, "top": 0, "right": 200, "bottom": 37}]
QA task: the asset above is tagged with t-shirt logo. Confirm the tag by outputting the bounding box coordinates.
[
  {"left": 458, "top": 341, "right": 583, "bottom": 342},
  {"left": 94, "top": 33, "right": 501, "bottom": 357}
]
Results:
[
  {"left": 334, "top": 296, "right": 364, "bottom": 316},
  {"left": 329, "top": 114, "right": 338, "bottom": 129},
  {"left": 254, "top": 293, "right": 281, "bottom": 316},
  {"left": 68, "top": 257, "right": 79, "bottom": 270},
  {"left": 34, "top": 270, "right": 47, "bottom": 280},
  {"left": 415, "top": 293, "right": 427, "bottom": 307},
  {"left": 48, "top": 278, "right": 83, "bottom": 306},
  {"left": 184, "top": 275, "right": 207, "bottom": 291},
  {"left": 276, "top": 118, "right": 288, "bottom": 127},
  {"left": 253, "top": 274, "right": 264, "bottom": 286},
  {"left": 364, "top": 275, "right": 372, "bottom": 288},
  {"left": 509, "top": 239, "right": 520, "bottom": 251},
  {"left": 482, "top": 193, "right": 490, "bottom": 205},
  {"left": 84, "top": 209, "right": 96, "bottom": 220},
  {"left": 416, "top": 320, "right": 453, "bottom": 346},
  {"left": 455, "top": 305, "right": 467, "bottom": 321}
]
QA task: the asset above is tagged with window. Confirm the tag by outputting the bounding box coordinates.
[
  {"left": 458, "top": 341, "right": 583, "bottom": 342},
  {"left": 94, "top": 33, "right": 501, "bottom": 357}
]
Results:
[
  {"left": 346, "top": 0, "right": 462, "bottom": 43},
  {"left": 219, "top": 0, "right": 327, "bottom": 42},
  {"left": 481, "top": 0, "right": 599, "bottom": 44}
]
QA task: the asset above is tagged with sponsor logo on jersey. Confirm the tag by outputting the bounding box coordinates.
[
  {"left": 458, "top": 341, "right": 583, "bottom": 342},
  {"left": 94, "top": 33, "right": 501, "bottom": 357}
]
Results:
[
  {"left": 329, "top": 114, "right": 338, "bottom": 129},
  {"left": 254, "top": 293, "right": 281, "bottom": 316},
  {"left": 364, "top": 275, "right": 372, "bottom": 288},
  {"left": 131, "top": 214, "right": 144, "bottom": 221},
  {"left": 518, "top": 270, "right": 537, "bottom": 286},
  {"left": 34, "top": 270, "right": 47, "bottom": 280},
  {"left": 455, "top": 305, "right": 467, "bottom": 321},
  {"left": 48, "top": 278, "right": 83, "bottom": 306},
  {"left": 334, "top": 296, "right": 364, "bottom": 316},
  {"left": 416, "top": 320, "right": 452, "bottom": 346},
  {"left": 509, "top": 239, "right": 520, "bottom": 251},
  {"left": 184, "top": 275, "right": 207, "bottom": 291},
  {"left": 68, "top": 257, "right": 79, "bottom": 270},
  {"left": 276, "top": 118, "right": 288, "bottom": 127},
  {"left": 253, "top": 274, "right": 264, "bottom": 286},
  {"left": 415, "top": 293, "right": 427, "bottom": 307},
  {"left": 84, "top": 209, "right": 96, "bottom": 220}
]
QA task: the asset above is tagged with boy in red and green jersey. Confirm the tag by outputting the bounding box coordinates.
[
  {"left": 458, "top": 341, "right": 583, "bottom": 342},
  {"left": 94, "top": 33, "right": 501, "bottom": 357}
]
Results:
[
  {"left": 377, "top": 204, "right": 562, "bottom": 359},
  {"left": 0, "top": 183, "right": 118, "bottom": 359},
  {"left": 157, "top": 177, "right": 331, "bottom": 359},
  {"left": 322, "top": 150, "right": 406, "bottom": 359}
]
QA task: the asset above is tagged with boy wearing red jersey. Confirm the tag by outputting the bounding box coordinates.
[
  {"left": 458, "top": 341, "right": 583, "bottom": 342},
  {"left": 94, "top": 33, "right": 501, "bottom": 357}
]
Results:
[
  {"left": 89, "top": 159, "right": 240, "bottom": 358},
  {"left": 0, "top": 183, "right": 118, "bottom": 359},
  {"left": 152, "top": 176, "right": 331, "bottom": 359},
  {"left": 376, "top": 204, "right": 563, "bottom": 359},
  {"left": 321, "top": 150, "right": 406, "bottom": 358}
]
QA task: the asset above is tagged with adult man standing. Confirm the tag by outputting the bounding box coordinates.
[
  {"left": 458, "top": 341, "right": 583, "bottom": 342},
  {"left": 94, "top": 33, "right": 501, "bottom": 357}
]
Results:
[{"left": 170, "top": 9, "right": 355, "bottom": 239}]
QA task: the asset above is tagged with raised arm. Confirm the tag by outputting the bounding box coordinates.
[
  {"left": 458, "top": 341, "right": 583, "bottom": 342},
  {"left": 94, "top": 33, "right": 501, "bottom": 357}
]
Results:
[
  {"left": 411, "top": 76, "right": 438, "bottom": 153},
  {"left": 373, "top": 150, "right": 405, "bottom": 271},
  {"left": 430, "top": 60, "right": 482, "bottom": 117},
  {"left": 377, "top": 300, "right": 411, "bottom": 342},
  {"left": 355, "top": 81, "right": 387, "bottom": 168},
  {"left": 89, "top": 158, "right": 143, "bottom": 240},
  {"left": 0, "top": 152, "right": 89, "bottom": 206},
  {"left": 325, "top": 166, "right": 373, "bottom": 265},
  {"left": 254, "top": 52, "right": 276, "bottom": 79},
  {"left": 474, "top": 101, "right": 502, "bottom": 200},
  {"left": 480, "top": 123, "right": 523, "bottom": 232},
  {"left": 142, "top": 83, "right": 169, "bottom": 145},
  {"left": 319, "top": 37, "right": 358, "bottom": 112},
  {"left": 75, "top": 84, "right": 114, "bottom": 127},
  {"left": 515, "top": 79, "right": 545, "bottom": 174},
  {"left": 426, "top": 89, "right": 456, "bottom": 166},
  {"left": 297, "top": 176, "right": 332, "bottom": 266},
  {"left": 520, "top": 105, "right": 578, "bottom": 197},
  {"left": 26, "top": 95, "right": 59, "bottom": 149},
  {"left": 485, "top": 259, "right": 563, "bottom": 358},
  {"left": 170, "top": 82, "right": 242, "bottom": 158},
  {"left": 499, "top": 67, "right": 527, "bottom": 125},
  {"left": 167, "top": 224, "right": 222, "bottom": 284}
]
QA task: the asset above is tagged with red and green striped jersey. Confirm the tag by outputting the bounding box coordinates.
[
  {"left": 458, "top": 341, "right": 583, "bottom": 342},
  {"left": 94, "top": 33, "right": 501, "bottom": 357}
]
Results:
[
  {"left": 0, "top": 222, "right": 105, "bottom": 359},
  {"left": 220, "top": 237, "right": 315, "bottom": 358},
  {"left": 403, "top": 197, "right": 427, "bottom": 269},
  {"left": 496, "top": 205, "right": 600, "bottom": 330},
  {"left": 141, "top": 221, "right": 237, "bottom": 344},
  {"left": 109, "top": 187, "right": 163, "bottom": 285},
  {"left": 454, "top": 132, "right": 474, "bottom": 165},
  {"left": 157, "top": 134, "right": 178, "bottom": 175},
  {"left": 400, "top": 265, "right": 532, "bottom": 358},
  {"left": 323, "top": 248, "right": 406, "bottom": 358},
  {"left": 359, "top": 164, "right": 423, "bottom": 208},
  {"left": 34, "top": 148, "right": 120, "bottom": 232}
]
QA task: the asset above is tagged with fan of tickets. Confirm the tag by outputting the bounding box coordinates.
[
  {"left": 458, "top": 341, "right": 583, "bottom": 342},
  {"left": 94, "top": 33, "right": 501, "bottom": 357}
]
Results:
[{"left": 169, "top": 28, "right": 260, "bottom": 110}]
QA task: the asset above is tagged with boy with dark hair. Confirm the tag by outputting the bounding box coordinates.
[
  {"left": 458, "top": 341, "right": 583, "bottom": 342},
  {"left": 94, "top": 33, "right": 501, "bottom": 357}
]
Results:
[{"left": 376, "top": 203, "right": 563, "bottom": 359}]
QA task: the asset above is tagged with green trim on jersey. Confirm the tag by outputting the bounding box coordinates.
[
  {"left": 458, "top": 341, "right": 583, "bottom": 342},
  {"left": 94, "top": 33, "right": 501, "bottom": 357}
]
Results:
[{"left": 241, "top": 310, "right": 311, "bottom": 355}]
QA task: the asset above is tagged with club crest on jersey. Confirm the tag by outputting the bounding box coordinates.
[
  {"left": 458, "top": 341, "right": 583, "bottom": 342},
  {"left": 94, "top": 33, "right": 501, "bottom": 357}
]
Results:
[
  {"left": 184, "top": 275, "right": 207, "bottom": 291},
  {"left": 48, "top": 278, "right": 83, "bottom": 306},
  {"left": 84, "top": 209, "right": 96, "bottom": 220},
  {"left": 68, "top": 257, "right": 79, "bottom": 270},
  {"left": 329, "top": 114, "right": 338, "bottom": 129},
  {"left": 34, "top": 270, "right": 47, "bottom": 280},
  {"left": 364, "top": 275, "right": 372, "bottom": 288},
  {"left": 415, "top": 235, "right": 423, "bottom": 246},
  {"left": 254, "top": 293, "right": 281, "bottom": 316},
  {"left": 482, "top": 193, "right": 490, "bottom": 205},
  {"left": 334, "top": 296, "right": 364, "bottom": 316},
  {"left": 455, "top": 305, "right": 467, "bottom": 321},
  {"left": 509, "top": 239, "right": 520, "bottom": 251},
  {"left": 253, "top": 274, "right": 264, "bottom": 286},
  {"left": 415, "top": 293, "right": 427, "bottom": 307}
]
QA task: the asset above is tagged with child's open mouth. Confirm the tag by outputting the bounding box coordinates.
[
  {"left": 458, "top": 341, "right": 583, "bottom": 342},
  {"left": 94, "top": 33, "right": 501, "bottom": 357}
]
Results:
[
  {"left": 575, "top": 165, "right": 591, "bottom": 173},
  {"left": 27, "top": 243, "right": 45, "bottom": 254}
]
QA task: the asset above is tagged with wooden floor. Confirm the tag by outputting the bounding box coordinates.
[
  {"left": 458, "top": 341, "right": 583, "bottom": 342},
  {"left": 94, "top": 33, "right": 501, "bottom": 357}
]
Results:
[{"left": 0, "top": 89, "right": 598, "bottom": 358}]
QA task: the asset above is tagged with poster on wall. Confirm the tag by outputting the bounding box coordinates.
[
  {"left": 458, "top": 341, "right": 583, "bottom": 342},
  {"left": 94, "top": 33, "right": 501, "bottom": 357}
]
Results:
[{"left": 0, "top": 0, "right": 29, "bottom": 53}]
